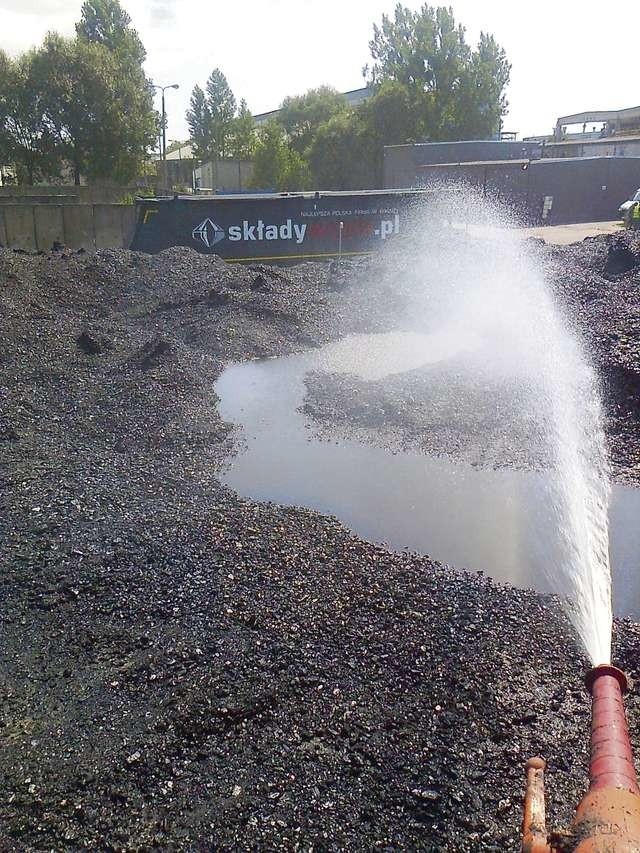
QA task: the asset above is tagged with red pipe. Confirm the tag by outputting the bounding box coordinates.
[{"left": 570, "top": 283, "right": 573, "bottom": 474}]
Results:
[
  {"left": 570, "top": 664, "right": 640, "bottom": 852},
  {"left": 585, "top": 665, "right": 639, "bottom": 794}
]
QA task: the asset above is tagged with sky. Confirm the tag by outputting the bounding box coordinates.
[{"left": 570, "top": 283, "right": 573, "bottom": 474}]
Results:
[{"left": 1, "top": 0, "right": 639, "bottom": 144}]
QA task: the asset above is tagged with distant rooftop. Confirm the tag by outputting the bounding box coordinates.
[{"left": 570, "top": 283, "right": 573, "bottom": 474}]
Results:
[
  {"left": 556, "top": 105, "right": 640, "bottom": 127},
  {"left": 524, "top": 104, "right": 640, "bottom": 144},
  {"left": 254, "top": 87, "right": 373, "bottom": 125}
]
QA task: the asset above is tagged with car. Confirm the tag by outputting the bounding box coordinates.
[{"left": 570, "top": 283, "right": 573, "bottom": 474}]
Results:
[{"left": 618, "top": 188, "right": 640, "bottom": 227}]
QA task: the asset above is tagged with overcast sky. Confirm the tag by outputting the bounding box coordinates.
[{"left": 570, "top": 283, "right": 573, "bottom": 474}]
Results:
[{"left": 1, "top": 0, "right": 638, "bottom": 144}]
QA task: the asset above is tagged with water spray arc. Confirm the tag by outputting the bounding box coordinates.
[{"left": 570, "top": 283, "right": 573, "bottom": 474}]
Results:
[{"left": 522, "top": 665, "right": 640, "bottom": 851}]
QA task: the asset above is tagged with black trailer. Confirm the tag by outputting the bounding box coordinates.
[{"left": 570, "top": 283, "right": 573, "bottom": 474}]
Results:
[{"left": 131, "top": 189, "right": 433, "bottom": 262}]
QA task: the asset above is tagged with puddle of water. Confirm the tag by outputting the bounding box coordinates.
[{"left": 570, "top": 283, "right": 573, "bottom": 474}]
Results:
[{"left": 215, "top": 333, "right": 640, "bottom": 620}]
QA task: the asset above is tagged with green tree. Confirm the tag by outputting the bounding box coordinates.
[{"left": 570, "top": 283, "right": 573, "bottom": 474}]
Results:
[
  {"left": 278, "top": 86, "right": 347, "bottom": 156},
  {"left": 249, "top": 121, "right": 311, "bottom": 191},
  {"left": 0, "top": 49, "right": 59, "bottom": 184},
  {"left": 187, "top": 68, "right": 237, "bottom": 162},
  {"left": 367, "top": 4, "right": 510, "bottom": 141},
  {"left": 186, "top": 84, "right": 212, "bottom": 162},
  {"left": 74, "top": 0, "right": 156, "bottom": 179},
  {"left": 309, "top": 111, "right": 374, "bottom": 190},
  {"left": 356, "top": 80, "right": 418, "bottom": 185},
  {"left": 205, "top": 68, "right": 236, "bottom": 158},
  {"left": 36, "top": 32, "right": 156, "bottom": 184},
  {"left": 453, "top": 33, "right": 510, "bottom": 139},
  {"left": 75, "top": 0, "right": 146, "bottom": 63},
  {"left": 228, "top": 99, "right": 257, "bottom": 160}
]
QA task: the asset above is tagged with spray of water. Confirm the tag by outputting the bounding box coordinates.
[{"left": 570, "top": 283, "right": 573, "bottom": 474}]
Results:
[{"left": 379, "top": 191, "right": 612, "bottom": 663}]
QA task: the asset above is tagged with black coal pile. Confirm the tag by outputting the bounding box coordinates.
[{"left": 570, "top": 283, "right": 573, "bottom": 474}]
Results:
[
  {"left": 302, "top": 233, "right": 640, "bottom": 484},
  {"left": 549, "top": 231, "right": 640, "bottom": 481},
  {"left": 1, "top": 240, "right": 639, "bottom": 851},
  {"left": 302, "top": 362, "right": 549, "bottom": 472}
]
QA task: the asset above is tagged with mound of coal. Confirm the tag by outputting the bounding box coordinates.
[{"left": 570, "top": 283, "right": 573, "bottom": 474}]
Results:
[
  {"left": 303, "top": 362, "right": 548, "bottom": 472},
  {"left": 0, "top": 240, "right": 639, "bottom": 851}
]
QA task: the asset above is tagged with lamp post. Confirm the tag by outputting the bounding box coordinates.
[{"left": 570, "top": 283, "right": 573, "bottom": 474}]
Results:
[{"left": 152, "top": 83, "right": 179, "bottom": 190}]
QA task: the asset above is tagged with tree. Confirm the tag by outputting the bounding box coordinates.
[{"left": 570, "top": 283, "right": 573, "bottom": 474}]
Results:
[
  {"left": 309, "top": 112, "right": 375, "bottom": 190},
  {"left": 355, "top": 80, "right": 419, "bottom": 185},
  {"left": 0, "top": 50, "right": 59, "bottom": 184},
  {"left": 187, "top": 68, "right": 237, "bottom": 162},
  {"left": 228, "top": 99, "right": 257, "bottom": 160},
  {"left": 249, "top": 121, "right": 311, "bottom": 191},
  {"left": 278, "top": 86, "right": 348, "bottom": 156},
  {"left": 186, "top": 85, "right": 212, "bottom": 163},
  {"left": 367, "top": 4, "right": 510, "bottom": 141},
  {"left": 205, "top": 68, "right": 236, "bottom": 158},
  {"left": 76, "top": 0, "right": 145, "bottom": 63},
  {"left": 35, "top": 32, "right": 156, "bottom": 184},
  {"left": 453, "top": 33, "right": 511, "bottom": 139}
]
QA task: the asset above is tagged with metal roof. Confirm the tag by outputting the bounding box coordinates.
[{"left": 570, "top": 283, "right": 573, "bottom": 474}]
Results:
[
  {"left": 556, "top": 106, "right": 640, "bottom": 125},
  {"left": 545, "top": 134, "right": 640, "bottom": 147}
]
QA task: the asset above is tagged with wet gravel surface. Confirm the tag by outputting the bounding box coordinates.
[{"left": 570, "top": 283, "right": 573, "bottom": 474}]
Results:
[
  {"left": 302, "top": 362, "right": 549, "bottom": 472},
  {"left": 303, "top": 233, "right": 640, "bottom": 484},
  {"left": 1, "top": 238, "right": 639, "bottom": 851}
]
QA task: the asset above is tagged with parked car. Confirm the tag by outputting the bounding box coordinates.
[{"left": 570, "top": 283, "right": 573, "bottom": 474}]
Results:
[{"left": 619, "top": 188, "right": 640, "bottom": 227}]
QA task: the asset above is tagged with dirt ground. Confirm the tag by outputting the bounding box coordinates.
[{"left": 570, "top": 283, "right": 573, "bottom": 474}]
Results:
[{"left": 1, "top": 232, "right": 639, "bottom": 851}]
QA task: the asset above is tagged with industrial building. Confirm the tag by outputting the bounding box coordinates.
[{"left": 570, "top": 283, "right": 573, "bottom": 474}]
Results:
[
  {"left": 524, "top": 105, "right": 640, "bottom": 159},
  {"left": 384, "top": 139, "right": 640, "bottom": 225}
]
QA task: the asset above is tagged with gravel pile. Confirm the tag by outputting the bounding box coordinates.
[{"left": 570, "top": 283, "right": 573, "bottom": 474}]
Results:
[
  {"left": 1, "top": 238, "right": 639, "bottom": 851},
  {"left": 303, "top": 232, "right": 640, "bottom": 483}
]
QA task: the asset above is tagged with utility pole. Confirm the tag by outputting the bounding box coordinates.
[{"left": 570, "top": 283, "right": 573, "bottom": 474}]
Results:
[{"left": 152, "top": 82, "right": 179, "bottom": 191}]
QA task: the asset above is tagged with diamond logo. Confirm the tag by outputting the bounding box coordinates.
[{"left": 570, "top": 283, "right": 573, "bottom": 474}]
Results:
[{"left": 192, "top": 218, "right": 225, "bottom": 248}]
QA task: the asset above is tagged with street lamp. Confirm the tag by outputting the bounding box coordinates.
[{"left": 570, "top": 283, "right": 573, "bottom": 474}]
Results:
[{"left": 152, "top": 83, "right": 179, "bottom": 162}]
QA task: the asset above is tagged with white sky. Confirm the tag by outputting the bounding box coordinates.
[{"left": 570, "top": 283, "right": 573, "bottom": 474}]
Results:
[{"left": 1, "top": 0, "right": 639, "bottom": 144}]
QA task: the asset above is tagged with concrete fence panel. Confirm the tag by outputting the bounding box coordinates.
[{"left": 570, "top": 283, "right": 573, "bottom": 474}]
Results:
[
  {"left": 4, "top": 205, "right": 36, "bottom": 250},
  {"left": 35, "top": 205, "right": 64, "bottom": 250},
  {"left": 122, "top": 206, "right": 136, "bottom": 247},
  {"left": 94, "top": 204, "right": 125, "bottom": 248},
  {"left": 0, "top": 207, "right": 7, "bottom": 247},
  {"left": 62, "top": 206, "right": 96, "bottom": 250},
  {"left": 0, "top": 203, "right": 138, "bottom": 251}
]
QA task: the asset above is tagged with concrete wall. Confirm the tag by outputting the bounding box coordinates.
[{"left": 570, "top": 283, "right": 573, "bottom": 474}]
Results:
[
  {"left": 383, "top": 141, "right": 543, "bottom": 187},
  {"left": 0, "top": 204, "right": 137, "bottom": 251},
  {"left": 195, "top": 159, "right": 254, "bottom": 192},
  {"left": 385, "top": 151, "right": 640, "bottom": 225},
  {"left": 0, "top": 185, "right": 138, "bottom": 204}
]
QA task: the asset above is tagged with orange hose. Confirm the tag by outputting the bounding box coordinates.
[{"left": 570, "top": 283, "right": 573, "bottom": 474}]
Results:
[{"left": 522, "top": 757, "right": 552, "bottom": 853}]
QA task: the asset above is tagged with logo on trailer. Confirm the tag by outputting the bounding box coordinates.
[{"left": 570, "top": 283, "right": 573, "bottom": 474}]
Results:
[{"left": 192, "top": 218, "right": 225, "bottom": 248}]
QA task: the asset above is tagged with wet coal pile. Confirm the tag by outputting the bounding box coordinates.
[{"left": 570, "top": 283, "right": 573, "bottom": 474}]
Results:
[
  {"left": 1, "top": 242, "right": 639, "bottom": 851},
  {"left": 547, "top": 232, "right": 640, "bottom": 481},
  {"left": 302, "top": 362, "right": 548, "bottom": 471},
  {"left": 301, "top": 234, "right": 640, "bottom": 482}
]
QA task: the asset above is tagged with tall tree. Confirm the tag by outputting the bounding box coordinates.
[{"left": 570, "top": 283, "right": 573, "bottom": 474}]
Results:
[
  {"left": 228, "top": 99, "right": 257, "bottom": 160},
  {"left": 205, "top": 68, "right": 236, "bottom": 158},
  {"left": 36, "top": 32, "right": 155, "bottom": 184},
  {"left": 186, "top": 85, "right": 212, "bottom": 163},
  {"left": 249, "top": 121, "right": 311, "bottom": 191},
  {"left": 278, "top": 86, "right": 347, "bottom": 156},
  {"left": 73, "top": 0, "right": 156, "bottom": 179},
  {"left": 309, "top": 111, "right": 374, "bottom": 190},
  {"left": 453, "top": 33, "right": 511, "bottom": 139},
  {"left": 75, "top": 0, "right": 145, "bottom": 63},
  {"left": 0, "top": 50, "right": 59, "bottom": 184},
  {"left": 187, "top": 68, "right": 237, "bottom": 162},
  {"left": 367, "top": 4, "right": 510, "bottom": 141}
]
